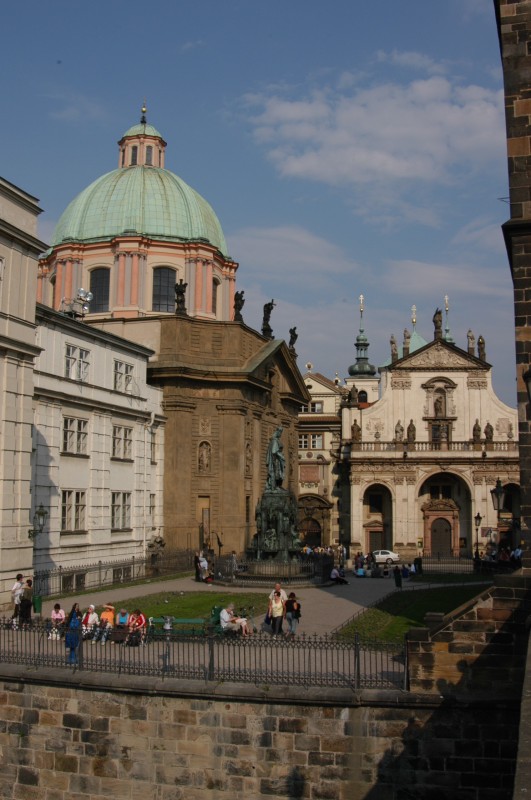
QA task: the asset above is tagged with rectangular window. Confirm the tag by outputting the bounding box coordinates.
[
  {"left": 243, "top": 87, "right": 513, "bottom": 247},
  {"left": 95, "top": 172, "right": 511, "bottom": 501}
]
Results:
[
  {"left": 298, "top": 434, "right": 309, "bottom": 449},
  {"left": 149, "top": 493, "right": 156, "bottom": 527},
  {"left": 62, "top": 418, "right": 88, "bottom": 455},
  {"left": 300, "top": 402, "right": 323, "bottom": 413},
  {"left": 112, "top": 492, "right": 131, "bottom": 530},
  {"left": 113, "top": 360, "right": 133, "bottom": 392},
  {"left": 65, "top": 345, "right": 90, "bottom": 382},
  {"left": 61, "top": 490, "right": 86, "bottom": 532},
  {"left": 150, "top": 429, "right": 157, "bottom": 463},
  {"left": 112, "top": 425, "right": 133, "bottom": 459},
  {"left": 310, "top": 434, "right": 323, "bottom": 449}
]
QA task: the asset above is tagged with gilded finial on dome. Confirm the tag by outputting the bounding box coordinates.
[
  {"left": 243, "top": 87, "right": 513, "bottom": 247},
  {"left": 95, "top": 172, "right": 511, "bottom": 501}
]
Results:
[{"left": 140, "top": 100, "right": 147, "bottom": 125}]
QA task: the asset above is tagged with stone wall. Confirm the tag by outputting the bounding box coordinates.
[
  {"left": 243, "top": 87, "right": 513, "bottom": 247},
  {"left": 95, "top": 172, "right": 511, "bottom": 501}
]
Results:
[{"left": 0, "top": 667, "right": 520, "bottom": 800}]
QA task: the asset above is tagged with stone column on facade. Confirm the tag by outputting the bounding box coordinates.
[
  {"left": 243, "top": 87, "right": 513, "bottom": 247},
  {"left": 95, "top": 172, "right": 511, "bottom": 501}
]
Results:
[
  {"left": 117, "top": 252, "right": 126, "bottom": 307},
  {"left": 130, "top": 253, "right": 139, "bottom": 307},
  {"left": 205, "top": 261, "right": 213, "bottom": 314},
  {"left": 349, "top": 471, "right": 363, "bottom": 549},
  {"left": 195, "top": 260, "right": 203, "bottom": 315}
]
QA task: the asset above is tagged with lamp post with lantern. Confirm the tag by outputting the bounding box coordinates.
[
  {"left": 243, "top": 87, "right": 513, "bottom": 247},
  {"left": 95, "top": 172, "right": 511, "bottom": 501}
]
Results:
[
  {"left": 490, "top": 478, "right": 507, "bottom": 550},
  {"left": 474, "top": 512, "right": 482, "bottom": 559}
]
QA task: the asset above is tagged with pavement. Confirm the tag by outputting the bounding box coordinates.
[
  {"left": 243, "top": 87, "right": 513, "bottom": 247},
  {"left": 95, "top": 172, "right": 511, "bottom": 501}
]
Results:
[{"left": 40, "top": 572, "right": 401, "bottom": 636}]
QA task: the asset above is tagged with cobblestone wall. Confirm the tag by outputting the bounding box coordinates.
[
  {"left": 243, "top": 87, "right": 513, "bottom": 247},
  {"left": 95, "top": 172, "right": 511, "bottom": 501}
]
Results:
[{"left": 0, "top": 670, "right": 519, "bottom": 799}]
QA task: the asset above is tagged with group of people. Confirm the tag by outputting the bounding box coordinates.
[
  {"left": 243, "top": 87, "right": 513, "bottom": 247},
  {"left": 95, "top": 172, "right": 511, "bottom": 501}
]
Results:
[
  {"left": 10, "top": 573, "right": 33, "bottom": 626},
  {"left": 194, "top": 551, "right": 214, "bottom": 583},
  {"left": 219, "top": 583, "right": 302, "bottom": 638},
  {"left": 46, "top": 601, "right": 148, "bottom": 662}
]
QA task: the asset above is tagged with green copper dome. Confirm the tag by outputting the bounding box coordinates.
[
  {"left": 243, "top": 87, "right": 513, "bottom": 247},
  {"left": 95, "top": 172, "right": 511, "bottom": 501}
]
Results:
[
  {"left": 122, "top": 122, "right": 163, "bottom": 139},
  {"left": 51, "top": 166, "right": 228, "bottom": 256}
]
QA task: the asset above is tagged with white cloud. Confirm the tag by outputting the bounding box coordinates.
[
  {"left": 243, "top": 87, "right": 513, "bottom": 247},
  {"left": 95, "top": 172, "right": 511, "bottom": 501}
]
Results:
[
  {"left": 47, "top": 93, "right": 107, "bottom": 123},
  {"left": 180, "top": 40, "right": 204, "bottom": 53},
  {"left": 227, "top": 224, "right": 360, "bottom": 290},
  {"left": 376, "top": 50, "right": 446, "bottom": 75},
  {"left": 245, "top": 73, "right": 505, "bottom": 190}
]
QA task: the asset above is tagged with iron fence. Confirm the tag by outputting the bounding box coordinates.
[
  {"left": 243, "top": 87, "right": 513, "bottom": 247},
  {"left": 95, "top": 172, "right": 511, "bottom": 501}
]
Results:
[
  {"left": 32, "top": 550, "right": 194, "bottom": 599},
  {"left": 0, "top": 620, "right": 405, "bottom": 690},
  {"left": 214, "top": 554, "right": 333, "bottom": 586},
  {"left": 419, "top": 555, "right": 516, "bottom": 574}
]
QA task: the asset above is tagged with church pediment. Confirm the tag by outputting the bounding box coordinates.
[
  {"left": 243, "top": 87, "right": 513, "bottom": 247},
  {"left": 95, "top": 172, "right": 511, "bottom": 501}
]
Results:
[
  {"left": 391, "top": 340, "right": 489, "bottom": 371},
  {"left": 421, "top": 498, "right": 460, "bottom": 512}
]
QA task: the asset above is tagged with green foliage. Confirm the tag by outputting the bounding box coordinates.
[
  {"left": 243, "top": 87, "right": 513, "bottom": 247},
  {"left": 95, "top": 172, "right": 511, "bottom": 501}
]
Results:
[{"left": 337, "top": 585, "right": 487, "bottom": 644}]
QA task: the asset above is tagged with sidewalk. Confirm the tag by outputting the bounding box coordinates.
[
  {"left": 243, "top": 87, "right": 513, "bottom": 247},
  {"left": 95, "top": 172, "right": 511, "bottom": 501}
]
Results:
[{"left": 40, "top": 572, "right": 399, "bottom": 636}]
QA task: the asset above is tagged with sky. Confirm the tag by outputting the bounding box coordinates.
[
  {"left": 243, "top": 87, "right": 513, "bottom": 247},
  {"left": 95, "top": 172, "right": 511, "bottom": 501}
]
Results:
[{"left": 1, "top": 0, "right": 516, "bottom": 404}]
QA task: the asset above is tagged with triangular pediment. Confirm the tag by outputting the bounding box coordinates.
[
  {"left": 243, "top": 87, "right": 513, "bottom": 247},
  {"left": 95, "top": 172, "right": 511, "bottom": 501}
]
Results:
[{"left": 390, "top": 340, "right": 490, "bottom": 372}]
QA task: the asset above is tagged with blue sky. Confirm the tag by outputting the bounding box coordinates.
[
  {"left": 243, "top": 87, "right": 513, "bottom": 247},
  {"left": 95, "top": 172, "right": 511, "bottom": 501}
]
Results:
[{"left": 1, "top": 0, "right": 516, "bottom": 404}]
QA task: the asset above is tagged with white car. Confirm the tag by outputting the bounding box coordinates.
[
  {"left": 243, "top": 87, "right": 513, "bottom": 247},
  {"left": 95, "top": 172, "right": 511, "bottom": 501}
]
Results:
[{"left": 371, "top": 549, "right": 400, "bottom": 564}]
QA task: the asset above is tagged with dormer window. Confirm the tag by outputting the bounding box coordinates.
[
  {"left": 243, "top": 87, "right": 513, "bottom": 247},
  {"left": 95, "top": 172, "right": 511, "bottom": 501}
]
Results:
[{"left": 130, "top": 146, "right": 138, "bottom": 166}]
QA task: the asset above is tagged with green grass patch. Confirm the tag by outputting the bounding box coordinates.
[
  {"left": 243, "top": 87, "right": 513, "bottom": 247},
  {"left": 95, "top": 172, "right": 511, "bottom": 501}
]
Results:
[
  {"left": 337, "top": 585, "right": 488, "bottom": 644},
  {"left": 93, "top": 590, "right": 269, "bottom": 623}
]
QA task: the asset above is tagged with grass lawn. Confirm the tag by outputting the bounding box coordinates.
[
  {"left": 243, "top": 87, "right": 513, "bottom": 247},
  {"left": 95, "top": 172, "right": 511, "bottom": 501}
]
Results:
[
  {"left": 92, "top": 590, "right": 269, "bottom": 624},
  {"left": 337, "top": 584, "right": 490, "bottom": 644}
]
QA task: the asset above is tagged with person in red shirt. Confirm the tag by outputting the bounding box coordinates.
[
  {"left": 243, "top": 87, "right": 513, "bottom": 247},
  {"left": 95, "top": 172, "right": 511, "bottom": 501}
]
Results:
[{"left": 126, "top": 609, "right": 147, "bottom": 645}]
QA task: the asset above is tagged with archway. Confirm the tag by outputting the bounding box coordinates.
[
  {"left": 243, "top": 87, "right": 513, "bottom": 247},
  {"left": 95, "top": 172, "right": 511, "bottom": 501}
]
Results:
[
  {"left": 298, "top": 518, "right": 322, "bottom": 549},
  {"left": 362, "top": 483, "right": 393, "bottom": 553},
  {"left": 419, "top": 472, "right": 471, "bottom": 555},
  {"left": 297, "top": 494, "right": 332, "bottom": 549}
]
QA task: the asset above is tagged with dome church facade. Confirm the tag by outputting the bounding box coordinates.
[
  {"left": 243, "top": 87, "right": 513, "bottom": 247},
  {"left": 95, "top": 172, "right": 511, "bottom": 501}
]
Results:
[{"left": 38, "top": 107, "right": 238, "bottom": 323}]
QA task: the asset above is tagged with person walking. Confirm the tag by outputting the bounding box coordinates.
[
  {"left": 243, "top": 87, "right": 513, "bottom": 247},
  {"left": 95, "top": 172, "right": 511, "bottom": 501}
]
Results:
[
  {"left": 10, "top": 573, "right": 24, "bottom": 626},
  {"left": 19, "top": 579, "right": 33, "bottom": 625},
  {"left": 393, "top": 566, "right": 402, "bottom": 589},
  {"left": 65, "top": 603, "right": 82, "bottom": 665},
  {"left": 268, "top": 590, "right": 285, "bottom": 637},
  {"left": 285, "top": 592, "right": 301, "bottom": 637}
]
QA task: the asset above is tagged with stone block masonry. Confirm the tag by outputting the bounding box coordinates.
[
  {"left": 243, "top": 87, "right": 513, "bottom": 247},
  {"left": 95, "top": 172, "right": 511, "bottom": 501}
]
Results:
[{"left": 0, "top": 668, "right": 520, "bottom": 799}]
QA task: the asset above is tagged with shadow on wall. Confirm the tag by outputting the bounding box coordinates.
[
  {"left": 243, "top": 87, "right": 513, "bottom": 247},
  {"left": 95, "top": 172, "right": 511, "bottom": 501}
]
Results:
[{"left": 358, "top": 589, "right": 529, "bottom": 800}]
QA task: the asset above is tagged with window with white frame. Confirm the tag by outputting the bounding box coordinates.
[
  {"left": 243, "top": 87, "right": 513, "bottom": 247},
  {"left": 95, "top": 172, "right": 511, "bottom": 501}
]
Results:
[
  {"left": 300, "top": 401, "right": 323, "bottom": 413},
  {"left": 112, "top": 425, "right": 133, "bottom": 459},
  {"left": 61, "top": 490, "right": 86, "bottom": 532},
  {"left": 62, "top": 417, "right": 88, "bottom": 455},
  {"left": 298, "top": 433, "right": 323, "bottom": 449},
  {"left": 64, "top": 345, "right": 90, "bottom": 382},
  {"left": 113, "top": 360, "right": 133, "bottom": 393},
  {"left": 112, "top": 492, "right": 131, "bottom": 530}
]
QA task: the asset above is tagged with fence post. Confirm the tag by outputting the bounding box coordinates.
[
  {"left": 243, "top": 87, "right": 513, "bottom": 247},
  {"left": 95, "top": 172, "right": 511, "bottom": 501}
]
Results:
[
  {"left": 403, "top": 635, "right": 409, "bottom": 691},
  {"left": 354, "top": 633, "right": 360, "bottom": 691},
  {"left": 207, "top": 633, "right": 215, "bottom": 681}
]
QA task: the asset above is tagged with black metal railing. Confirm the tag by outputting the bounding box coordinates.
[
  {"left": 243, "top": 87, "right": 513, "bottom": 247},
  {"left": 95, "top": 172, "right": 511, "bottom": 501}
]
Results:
[
  {"left": 32, "top": 550, "right": 194, "bottom": 599},
  {"left": 0, "top": 620, "right": 405, "bottom": 690},
  {"left": 214, "top": 554, "right": 333, "bottom": 586},
  {"left": 419, "top": 555, "right": 516, "bottom": 574}
]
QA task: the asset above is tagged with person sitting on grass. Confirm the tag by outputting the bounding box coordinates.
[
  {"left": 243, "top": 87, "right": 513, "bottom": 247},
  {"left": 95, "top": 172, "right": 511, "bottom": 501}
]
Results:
[{"left": 220, "top": 603, "right": 251, "bottom": 636}]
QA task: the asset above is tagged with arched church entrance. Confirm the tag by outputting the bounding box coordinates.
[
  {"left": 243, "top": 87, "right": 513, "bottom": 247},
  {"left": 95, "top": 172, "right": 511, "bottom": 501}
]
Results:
[
  {"left": 297, "top": 494, "right": 332, "bottom": 549},
  {"left": 362, "top": 483, "right": 393, "bottom": 553}
]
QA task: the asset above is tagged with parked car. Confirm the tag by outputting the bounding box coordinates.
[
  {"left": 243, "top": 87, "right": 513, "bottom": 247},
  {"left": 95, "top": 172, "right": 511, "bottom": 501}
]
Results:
[{"left": 371, "top": 549, "right": 400, "bottom": 564}]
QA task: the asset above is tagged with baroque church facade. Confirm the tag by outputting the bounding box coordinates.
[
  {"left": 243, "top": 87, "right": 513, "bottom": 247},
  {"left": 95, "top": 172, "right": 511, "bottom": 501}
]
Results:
[
  {"left": 0, "top": 109, "right": 307, "bottom": 603},
  {"left": 298, "top": 302, "right": 520, "bottom": 560}
]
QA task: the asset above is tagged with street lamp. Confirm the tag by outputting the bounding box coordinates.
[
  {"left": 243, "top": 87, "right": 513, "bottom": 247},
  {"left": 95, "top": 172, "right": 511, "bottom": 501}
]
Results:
[
  {"left": 490, "top": 478, "right": 507, "bottom": 548},
  {"left": 474, "top": 512, "right": 482, "bottom": 558},
  {"left": 28, "top": 504, "right": 48, "bottom": 541}
]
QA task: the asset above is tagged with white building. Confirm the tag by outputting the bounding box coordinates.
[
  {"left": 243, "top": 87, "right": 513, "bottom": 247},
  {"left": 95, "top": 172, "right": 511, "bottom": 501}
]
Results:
[
  {"left": 32, "top": 303, "right": 165, "bottom": 573},
  {"left": 298, "top": 304, "right": 520, "bottom": 561},
  {"left": 0, "top": 178, "right": 45, "bottom": 599}
]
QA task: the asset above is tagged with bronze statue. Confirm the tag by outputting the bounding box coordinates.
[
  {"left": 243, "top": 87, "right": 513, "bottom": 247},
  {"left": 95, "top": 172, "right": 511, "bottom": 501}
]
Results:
[
  {"left": 175, "top": 278, "right": 188, "bottom": 315},
  {"left": 288, "top": 326, "right": 298, "bottom": 349},
  {"left": 433, "top": 308, "right": 442, "bottom": 338},
  {"left": 266, "top": 426, "right": 285, "bottom": 490},
  {"left": 233, "top": 290, "right": 245, "bottom": 322},
  {"left": 262, "top": 299, "right": 275, "bottom": 339},
  {"left": 407, "top": 419, "right": 416, "bottom": 443},
  {"left": 351, "top": 420, "right": 362, "bottom": 442}
]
